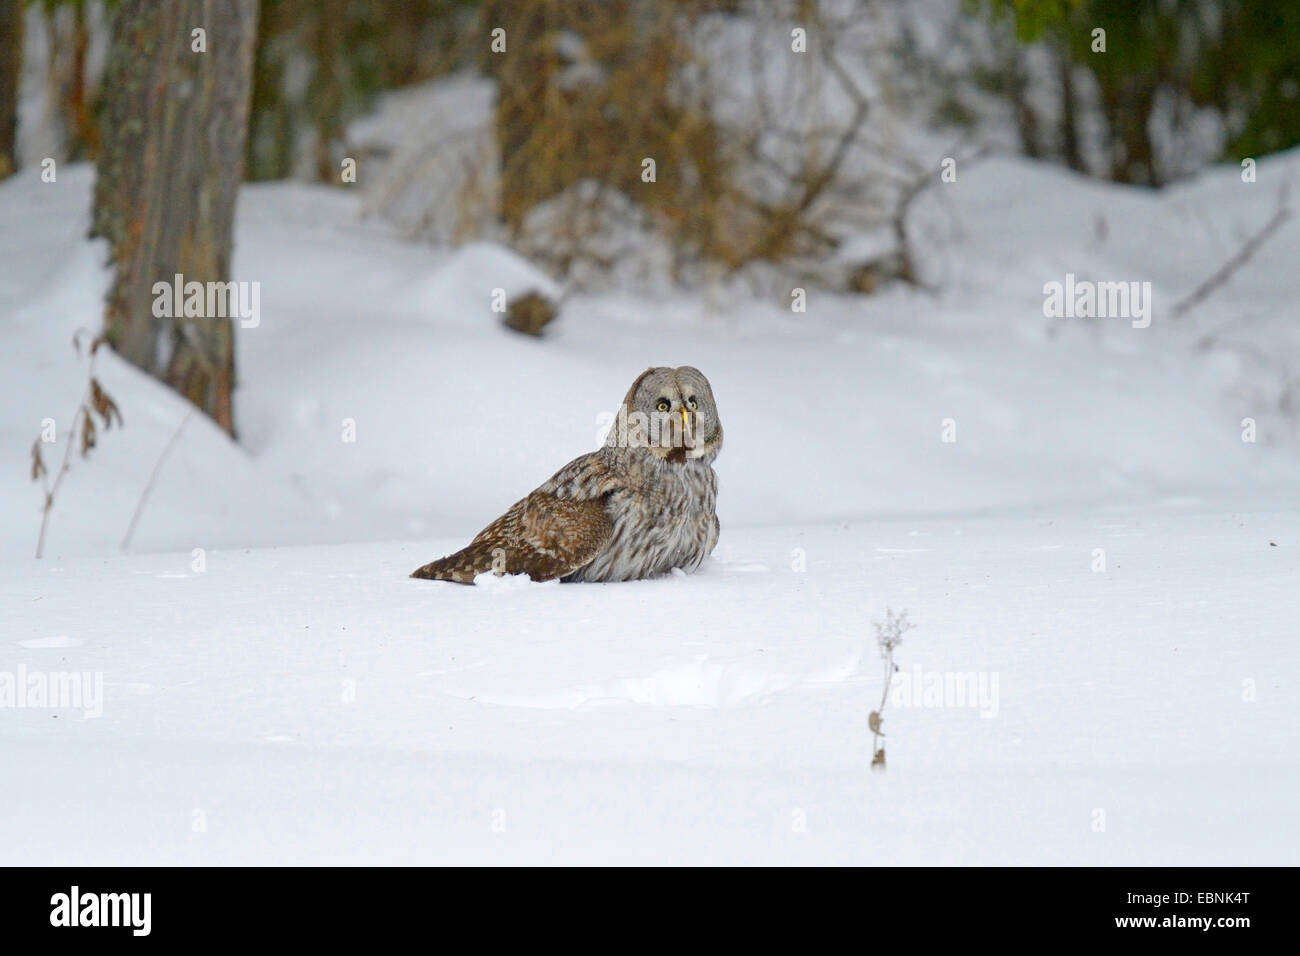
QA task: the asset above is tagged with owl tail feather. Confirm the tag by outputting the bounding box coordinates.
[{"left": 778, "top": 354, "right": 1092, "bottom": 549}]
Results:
[{"left": 409, "top": 544, "right": 496, "bottom": 585}]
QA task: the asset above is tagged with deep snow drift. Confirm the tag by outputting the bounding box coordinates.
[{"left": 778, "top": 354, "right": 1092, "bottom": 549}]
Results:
[{"left": 1, "top": 150, "right": 1298, "bottom": 864}]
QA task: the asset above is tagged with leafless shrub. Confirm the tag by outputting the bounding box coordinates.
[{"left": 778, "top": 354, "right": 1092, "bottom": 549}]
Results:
[
  {"left": 360, "top": 0, "right": 969, "bottom": 296},
  {"left": 486, "top": 0, "right": 736, "bottom": 283}
]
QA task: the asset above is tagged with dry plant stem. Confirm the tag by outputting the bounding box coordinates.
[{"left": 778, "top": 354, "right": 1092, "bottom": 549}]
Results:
[
  {"left": 121, "top": 409, "right": 194, "bottom": 552},
  {"left": 870, "top": 608, "right": 914, "bottom": 769},
  {"left": 35, "top": 394, "right": 91, "bottom": 560},
  {"left": 877, "top": 647, "right": 892, "bottom": 722},
  {"left": 872, "top": 641, "right": 894, "bottom": 757},
  {"left": 33, "top": 335, "right": 122, "bottom": 558},
  {"left": 1173, "top": 180, "right": 1293, "bottom": 317}
]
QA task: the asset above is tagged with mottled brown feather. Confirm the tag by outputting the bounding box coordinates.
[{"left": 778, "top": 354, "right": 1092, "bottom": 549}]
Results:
[{"left": 410, "top": 490, "right": 613, "bottom": 584}]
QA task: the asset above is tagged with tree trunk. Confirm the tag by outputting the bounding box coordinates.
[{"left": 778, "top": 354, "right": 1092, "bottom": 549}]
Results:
[
  {"left": 245, "top": 0, "right": 294, "bottom": 182},
  {"left": 309, "top": 0, "right": 346, "bottom": 183},
  {"left": 91, "top": 0, "right": 259, "bottom": 438},
  {"left": 1006, "top": 48, "right": 1040, "bottom": 161},
  {"left": 0, "top": 0, "right": 21, "bottom": 179},
  {"left": 64, "top": 2, "right": 99, "bottom": 160},
  {"left": 1122, "top": 82, "right": 1159, "bottom": 186},
  {"left": 1055, "top": 42, "right": 1084, "bottom": 173}
]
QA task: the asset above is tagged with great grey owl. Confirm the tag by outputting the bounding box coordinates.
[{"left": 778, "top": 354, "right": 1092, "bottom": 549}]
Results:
[{"left": 411, "top": 366, "right": 722, "bottom": 584}]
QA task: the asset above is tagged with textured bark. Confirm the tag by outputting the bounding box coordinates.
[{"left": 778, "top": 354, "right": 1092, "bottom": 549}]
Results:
[
  {"left": 91, "top": 0, "right": 259, "bottom": 438},
  {"left": 0, "top": 0, "right": 21, "bottom": 179}
]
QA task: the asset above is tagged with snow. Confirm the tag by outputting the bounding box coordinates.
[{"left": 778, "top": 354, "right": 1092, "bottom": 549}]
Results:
[
  {"left": 4, "top": 513, "right": 1296, "bottom": 864},
  {"left": 2, "top": 147, "right": 1299, "bottom": 864}
]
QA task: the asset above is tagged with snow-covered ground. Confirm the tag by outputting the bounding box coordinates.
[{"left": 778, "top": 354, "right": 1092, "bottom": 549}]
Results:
[
  {"left": 3, "top": 510, "right": 1297, "bottom": 864},
  {"left": 2, "top": 149, "right": 1299, "bottom": 864}
]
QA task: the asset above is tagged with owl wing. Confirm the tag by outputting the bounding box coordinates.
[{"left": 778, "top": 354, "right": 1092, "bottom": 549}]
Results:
[{"left": 410, "top": 489, "right": 613, "bottom": 584}]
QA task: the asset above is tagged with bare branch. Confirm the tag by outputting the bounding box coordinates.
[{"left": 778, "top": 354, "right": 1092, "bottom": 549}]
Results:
[
  {"left": 892, "top": 143, "right": 990, "bottom": 288},
  {"left": 121, "top": 409, "right": 194, "bottom": 553},
  {"left": 1173, "top": 179, "right": 1294, "bottom": 318}
]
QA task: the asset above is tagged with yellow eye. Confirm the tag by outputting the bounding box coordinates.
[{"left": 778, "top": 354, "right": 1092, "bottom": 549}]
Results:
[
  {"left": 687, "top": 396, "right": 698, "bottom": 410},
  {"left": 656, "top": 398, "right": 670, "bottom": 412}
]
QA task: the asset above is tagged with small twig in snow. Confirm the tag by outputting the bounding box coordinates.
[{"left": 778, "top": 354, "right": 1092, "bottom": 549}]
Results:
[
  {"left": 31, "top": 331, "right": 123, "bottom": 559},
  {"left": 1173, "top": 178, "right": 1293, "bottom": 318},
  {"left": 869, "top": 607, "right": 916, "bottom": 771},
  {"left": 121, "top": 409, "right": 194, "bottom": 553}
]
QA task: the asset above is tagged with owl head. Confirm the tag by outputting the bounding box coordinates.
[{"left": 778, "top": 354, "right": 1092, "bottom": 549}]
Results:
[{"left": 606, "top": 366, "right": 723, "bottom": 463}]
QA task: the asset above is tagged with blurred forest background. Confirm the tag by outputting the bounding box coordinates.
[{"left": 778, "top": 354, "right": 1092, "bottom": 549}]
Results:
[{"left": 1, "top": 0, "right": 1298, "bottom": 433}]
